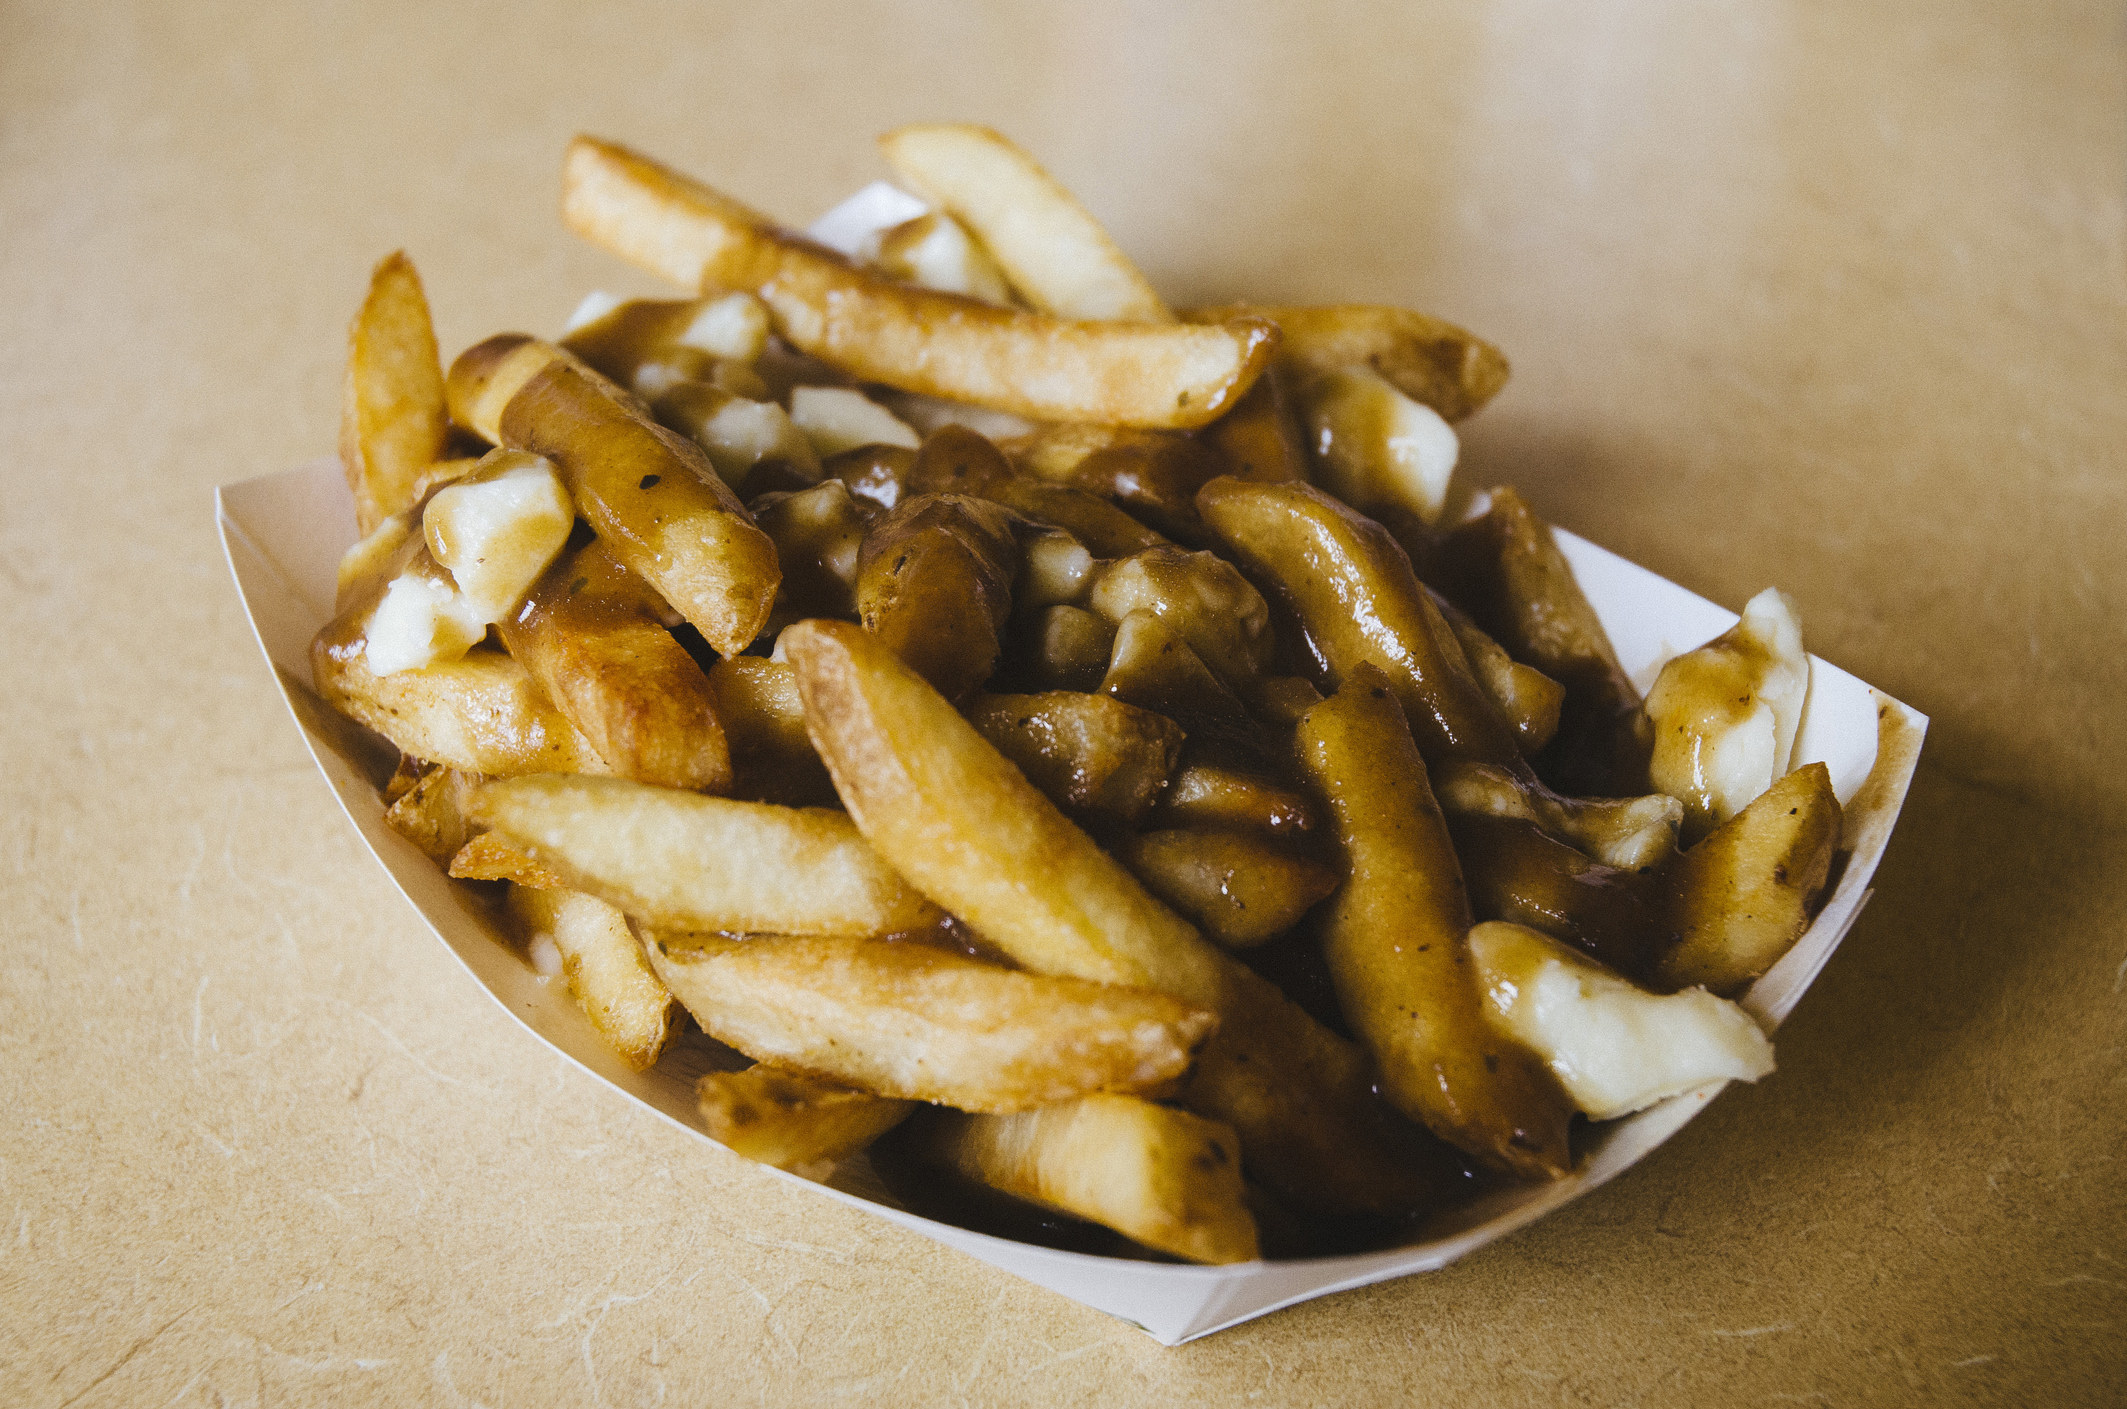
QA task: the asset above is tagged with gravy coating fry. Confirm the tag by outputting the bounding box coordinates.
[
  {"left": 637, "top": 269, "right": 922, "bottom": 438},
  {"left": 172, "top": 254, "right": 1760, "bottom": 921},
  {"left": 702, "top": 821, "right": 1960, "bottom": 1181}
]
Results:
[
  {"left": 1448, "top": 813, "right": 1667, "bottom": 981},
  {"left": 1432, "top": 589, "right": 1564, "bottom": 755},
  {"left": 907, "top": 1096, "right": 1260, "bottom": 1265},
  {"left": 643, "top": 932, "right": 1214, "bottom": 1113},
  {"left": 1199, "top": 476, "right": 1525, "bottom": 773},
  {"left": 1295, "top": 665, "right": 1573, "bottom": 1179},
  {"left": 341, "top": 251, "right": 451, "bottom": 533},
  {"left": 1430, "top": 487, "right": 1653, "bottom": 796},
  {"left": 508, "top": 885, "right": 676, "bottom": 1070},
  {"left": 470, "top": 774, "right": 942, "bottom": 936},
  {"left": 1186, "top": 303, "right": 1509, "bottom": 423},
  {"left": 785, "top": 618, "right": 1442, "bottom": 1214},
  {"left": 499, "top": 543, "right": 733, "bottom": 791},
  {"left": 878, "top": 124, "right": 1171, "bottom": 322},
  {"left": 707, "top": 657, "right": 837, "bottom": 806},
  {"left": 560, "top": 137, "right": 1275, "bottom": 429},
  {"left": 695, "top": 1066, "right": 914, "bottom": 1176},
  {"left": 856, "top": 486, "right": 1021, "bottom": 702},
  {"left": 446, "top": 333, "right": 780, "bottom": 656},
  {"left": 967, "top": 691, "right": 1182, "bottom": 829},
  {"left": 1657, "top": 763, "right": 1841, "bottom": 995},
  {"left": 1118, "top": 829, "right": 1339, "bottom": 949},
  {"left": 1001, "top": 424, "right": 1225, "bottom": 539}
]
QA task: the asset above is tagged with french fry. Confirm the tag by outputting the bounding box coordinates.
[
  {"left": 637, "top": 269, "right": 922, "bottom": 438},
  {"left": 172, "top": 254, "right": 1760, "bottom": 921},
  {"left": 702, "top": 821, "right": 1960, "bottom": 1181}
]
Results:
[
  {"left": 643, "top": 931, "right": 1214, "bottom": 1112},
  {"left": 905, "top": 1095, "right": 1260, "bottom": 1265},
  {"left": 878, "top": 124, "right": 1172, "bottom": 322},
  {"left": 706, "top": 656, "right": 837, "bottom": 806},
  {"left": 1117, "top": 829, "right": 1339, "bottom": 949},
  {"left": 695, "top": 1066, "right": 914, "bottom": 1176},
  {"left": 1447, "top": 813, "right": 1665, "bottom": 980},
  {"left": 1295, "top": 664, "right": 1573, "bottom": 1179},
  {"left": 1432, "top": 589, "right": 1564, "bottom": 755},
  {"left": 313, "top": 607, "right": 606, "bottom": 777},
  {"left": 445, "top": 333, "right": 780, "bottom": 656},
  {"left": 498, "top": 543, "right": 734, "bottom": 792},
  {"left": 784, "top": 618, "right": 1443, "bottom": 1214},
  {"left": 1201, "top": 369, "right": 1308, "bottom": 483},
  {"left": 999, "top": 423, "right": 1226, "bottom": 539},
  {"left": 855, "top": 489, "right": 1021, "bottom": 702},
  {"left": 340, "top": 251, "right": 451, "bottom": 534},
  {"left": 469, "top": 774, "right": 943, "bottom": 936},
  {"left": 383, "top": 764, "right": 483, "bottom": 861},
  {"left": 967, "top": 691, "right": 1183, "bottom": 829},
  {"left": 508, "top": 885, "right": 676, "bottom": 1070},
  {"left": 1152, "top": 760, "right": 1320, "bottom": 838},
  {"left": 446, "top": 832, "right": 566, "bottom": 889},
  {"left": 1429, "top": 487, "right": 1653, "bottom": 797},
  {"left": 1656, "top": 763, "right": 1841, "bottom": 995},
  {"left": 559, "top": 137, "right": 1275, "bottom": 429},
  {"left": 1185, "top": 302, "right": 1509, "bottom": 423}
]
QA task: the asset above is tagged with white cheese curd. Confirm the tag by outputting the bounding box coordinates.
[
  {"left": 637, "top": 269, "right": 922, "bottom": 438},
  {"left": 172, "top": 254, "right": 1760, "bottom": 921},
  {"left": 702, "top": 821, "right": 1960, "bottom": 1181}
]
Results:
[
  {"left": 690, "top": 394, "right": 818, "bottom": 486},
  {"left": 675, "top": 292, "right": 772, "bottom": 363},
  {"left": 562, "top": 290, "right": 624, "bottom": 335},
  {"left": 362, "top": 566, "right": 487, "bottom": 676},
  {"left": 789, "top": 385, "right": 922, "bottom": 457},
  {"left": 1303, "top": 366, "right": 1460, "bottom": 525},
  {"left": 806, "top": 180, "right": 931, "bottom": 259},
  {"left": 421, "top": 455, "right": 575, "bottom": 620},
  {"left": 874, "top": 212, "right": 1014, "bottom": 304},
  {"left": 1470, "top": 922, "right": 1774, "bottom": 1121},
  {"left": 1646, "top": 587, "right": 1810, "bottom": 833}
]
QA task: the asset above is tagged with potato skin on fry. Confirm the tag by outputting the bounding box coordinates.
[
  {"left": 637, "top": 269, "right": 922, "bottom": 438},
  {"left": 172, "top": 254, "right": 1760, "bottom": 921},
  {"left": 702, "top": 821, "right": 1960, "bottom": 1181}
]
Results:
[
  {"left": 341, "top": 251, "right": 451, "bottom": 534},
  {"left": 1295, "top": 664, "right": 1573, "bottom": 1179},
  {"left": 508, "top": 885, "right": 676, "bottom": 1071},
  {"left": 560, "top": 136, "right": 1277, "bottom": 430},
  {"left": 446, "top": 334, "right": 780, "bottom": 658},
  {"left": 470, "top": 774, "right": 942, "bottom": 936},
  {"left": 644, "top": 932, "right": 1215, "bottom": 1113},
  {"left": 907, "top": 1095, "right": 1261, "bottom": 1265},
  {"left": 499, "top": 543, "right": 733, "bottom": 792}
]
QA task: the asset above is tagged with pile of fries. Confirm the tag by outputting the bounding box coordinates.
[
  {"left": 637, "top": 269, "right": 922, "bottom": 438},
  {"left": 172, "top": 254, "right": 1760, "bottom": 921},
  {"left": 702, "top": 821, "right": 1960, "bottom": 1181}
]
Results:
[{"left": 314, "top": 127, "right": 1843, "bottom": 1263}]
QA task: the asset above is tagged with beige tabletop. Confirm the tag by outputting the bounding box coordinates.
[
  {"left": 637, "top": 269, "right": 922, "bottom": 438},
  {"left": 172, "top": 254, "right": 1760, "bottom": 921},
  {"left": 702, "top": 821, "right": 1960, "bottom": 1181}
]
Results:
[{"left": 4, "top": 2, "right": 2122, "bottom": 1404}]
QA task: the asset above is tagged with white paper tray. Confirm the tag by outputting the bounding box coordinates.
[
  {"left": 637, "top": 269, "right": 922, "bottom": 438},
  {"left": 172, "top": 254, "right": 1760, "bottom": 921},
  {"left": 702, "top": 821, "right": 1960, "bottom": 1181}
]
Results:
[{"left": 218, "top": 459, "right": 1925, "bottom": 1344}]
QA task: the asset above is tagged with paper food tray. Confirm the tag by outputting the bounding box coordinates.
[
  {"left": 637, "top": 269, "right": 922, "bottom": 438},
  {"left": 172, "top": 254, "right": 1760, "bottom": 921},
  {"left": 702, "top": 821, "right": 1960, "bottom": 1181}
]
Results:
[{"left": 218, "top": 459, "right": 1926, "bottom": 1345}]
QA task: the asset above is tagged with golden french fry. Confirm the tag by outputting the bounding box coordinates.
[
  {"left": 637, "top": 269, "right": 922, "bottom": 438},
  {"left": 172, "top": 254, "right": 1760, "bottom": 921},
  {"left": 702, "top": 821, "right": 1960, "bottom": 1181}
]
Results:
[
  {"left": 967, "top": 691, "right": 1182, "bottom": 829},
  {"left": 695, "top": 1066, "right": 914, "bottom": 1176},
  {"left": 499, "top": 543, "right": 733, "bottom": 792},
  {"left": 469, "top": 774, "right": 943, "bottom": 936},
  {"left": 877, "top": 124, "right": 1171, "bottom": 323},
  {"left": 446, "top": 832, "right": 566, "bottom": 889},
  {"left": 445, "top": 333, "right": 780, "bottom": 656},
  {"left": 906, "top": 1095, "right": 1260, "bottom": 1265},
  {"left": 1185, "top": 303, "right": 1509, "bottom": 423},
  {"left": 508, "top": 885, "right": 676, "bottom": 1070},
  {"left": 313, "top": 597, "right": 606, "bottom": 776},
  {"left": 784, "top": 618, "right": 1442, "bottom": 1214},
  {"left": 341, "top": 251, "right": 451, "bottom": 533},
  {"left": 1295, "top": 664, "right": 1573, "bottom": 1179},
  {"left": 1118, "top": 829, "right": 1339, "bottom": 949},
  {"left": 559, "top": 137, "right": 1274, "bottom": 429},
  {"left": 643, "top": 931, "right": 1214, "bottom": 1112},
  {"left": 1430, "top": 486, "right": 1653, "bottom": 796},
  {"left": 1656, "top": 763, "right": 1841, "bottom": 995},
  {"left": 383, "top": 764, "right": 483, "bottom": 861}
]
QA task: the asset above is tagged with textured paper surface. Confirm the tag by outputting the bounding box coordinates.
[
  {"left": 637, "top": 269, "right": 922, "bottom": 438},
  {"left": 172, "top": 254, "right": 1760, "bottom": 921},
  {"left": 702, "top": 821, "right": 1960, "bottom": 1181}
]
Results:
[{"left": 6, "top": 2, "right": 2124, "bottom": 1403}]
